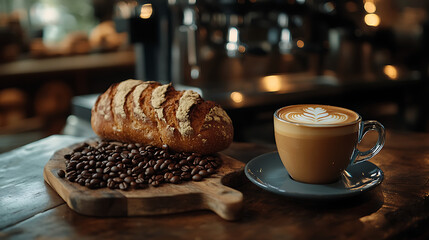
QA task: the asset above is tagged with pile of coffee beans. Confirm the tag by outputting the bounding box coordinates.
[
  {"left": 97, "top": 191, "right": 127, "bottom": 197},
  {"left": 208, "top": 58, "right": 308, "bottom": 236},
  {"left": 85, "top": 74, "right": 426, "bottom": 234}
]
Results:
[{"left": 57, "top": 140, "right": 222, "bottom": 190}]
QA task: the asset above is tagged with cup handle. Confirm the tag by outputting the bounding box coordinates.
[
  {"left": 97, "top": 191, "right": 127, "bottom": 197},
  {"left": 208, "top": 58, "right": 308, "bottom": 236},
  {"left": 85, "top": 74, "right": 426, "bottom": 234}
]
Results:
[{"left": 351, "top": 120, "right": 386, "bottom": 163}]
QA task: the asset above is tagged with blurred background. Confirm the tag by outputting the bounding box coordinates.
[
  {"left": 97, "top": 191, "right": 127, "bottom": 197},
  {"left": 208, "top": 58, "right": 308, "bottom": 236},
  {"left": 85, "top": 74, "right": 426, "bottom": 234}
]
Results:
[{"left": 0, "top": 0, "right": 428, "bottom": 152}]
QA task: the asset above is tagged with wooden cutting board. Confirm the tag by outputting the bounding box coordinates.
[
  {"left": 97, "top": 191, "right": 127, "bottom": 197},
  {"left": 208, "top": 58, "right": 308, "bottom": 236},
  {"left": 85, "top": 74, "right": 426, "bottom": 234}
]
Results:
[{"left": 43, "top": 142, "right": 245, "bottom": 221}]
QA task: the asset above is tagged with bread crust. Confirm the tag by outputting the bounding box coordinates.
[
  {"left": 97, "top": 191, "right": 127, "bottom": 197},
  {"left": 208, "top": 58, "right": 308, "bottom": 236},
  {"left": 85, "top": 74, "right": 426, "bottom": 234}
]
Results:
[{"left": 91, "top": 79, "right": 233, "bottom": 154}]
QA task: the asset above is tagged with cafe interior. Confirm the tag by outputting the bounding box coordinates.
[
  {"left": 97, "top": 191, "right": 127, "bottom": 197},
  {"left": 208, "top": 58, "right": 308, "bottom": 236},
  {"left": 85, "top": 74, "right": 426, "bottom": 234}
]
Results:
[{"left": 0, "top": 0, "right": 428, "bottom": 153}]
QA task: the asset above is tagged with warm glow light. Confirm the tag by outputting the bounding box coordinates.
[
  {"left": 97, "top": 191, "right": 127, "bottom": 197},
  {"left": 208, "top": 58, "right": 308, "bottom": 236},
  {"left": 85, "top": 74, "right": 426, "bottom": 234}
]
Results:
[
  {"left": 383, "top": 65, "right": 398, "bottom": 80},
  {"left": 238, "top": 45, "right": 246, "bottom": 53},
  {"left": 296, "top": 40, "right": 304, "bottom": 48},
  {"left": 364, "top": 2, "right": 376, "bottom": 13},
  {"left": 228, "top": 27, "right": 239, "bottom": 43},
  {"left": 261, "top": 75, "right": 282, "bottom": 92},
  {"left": 230, "top": 92, "right": 243, "bottom": 103},
  {"left": 364, "top": 14, "right": 380, "bottom": 27},
  {"left": 140, "top": 4, "right": 153, "bottom": 19}
]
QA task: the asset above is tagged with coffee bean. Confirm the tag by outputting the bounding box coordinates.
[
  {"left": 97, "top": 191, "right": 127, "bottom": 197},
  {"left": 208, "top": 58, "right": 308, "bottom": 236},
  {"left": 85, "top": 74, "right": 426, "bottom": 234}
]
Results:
[
  {"left": 57, "top": 169, "right": 65, "bottom": 178},
  {"left": 73, "top": 151, "right": 83, "bottom": 158},
  {"left": 103, "top": 174, "right": 109, "bottom": 181},
  {"left": 160, "top": 162, "right": 168, "bottom": 170},
  {"left": 120, "top": 157, "right": 130, "bottom": 164},
  {"left": 120, "top": 152, "right": 128, "bottom": 159},
  {"left": 131, "top": 166, "right": 142, "bottom": 174},
  {"left": 167, "top": 163, "right": 176, "bottom": 171},
  {"left": 162, "top": 172, "right": 171, "bottom": 179},
  {"left": 135, "top": 178, "right": 145, "bottom": 184},
  {"left": 113, "top": 177, "right": 123, "bottom": 183},
  {"left": 181, "top": 172, "right": 191, "bottom": 180},
  {"left": 103, "top": 167, "right": 111, "bottom": 174},
  {"left": 92, "top": 172, "right": 103, "bottom": 179},
  {"left": 193, "top": 158, "right": 200, "bottom": 165},
  {"left": 88, "top": 160, "right": 95, "bottom": 167},
  {"left": 116, "top": 163, "right": 125, "bottom": 170},
  {"left": 66, "top": 170, "right": 77, "bottom": 178},
  {"left": 145, "top": 167, "right": 155, "bottom": 176},
  {"left": 67, "top": 176, "right": 77, "bottom": 182},
  {"left": 154, "top": 162, "right": 162, "bottom": 171},
  {"left": 191, "top": 167, "right": 200, "bottom": 176},
  {"left": 78, "top": 178, "right": 85, "bottom": 186},
  {"left": 181, "top": 165, "right": 190, "bottom": 172},
  {"left": 154, "top": 175, "right": 164, "bottom": 182},
  {"left": 106, "top": 161, "right": 115, "bottom": 167},
  {"left": 192, "top": 174, "right": 203, "bottom": 181},
  {"left": 68, "top": 161, "right": 78, "bottom": 168},
  {"left": 76, "top": 162, "right": 85, "bottom": 170},
  {"left": 199, "top": 170, "right": 209, "bottom": 177},
  {"left": 170, "top": 176, "right": 180, "bottom": 184},
  {"left": 123, "top": 176, "right": 133, "bottom": 184},
  {"left": 81, "top": 170, "right": 92, "bottom": 178},
  {"left": 156, "top": 159, "right": 165, "bottom": 164},
  {"left": 119, "top": 182, "right": 128, "bottom": 190},
  {"left": 89, "top": 179, "right": 100, "bottom": 189},
  {"left": 151, "top": 180, "right": 160, "bottom": 187},
  {"left": 148, "top": 160, "right": 156, "bottom": 167}
]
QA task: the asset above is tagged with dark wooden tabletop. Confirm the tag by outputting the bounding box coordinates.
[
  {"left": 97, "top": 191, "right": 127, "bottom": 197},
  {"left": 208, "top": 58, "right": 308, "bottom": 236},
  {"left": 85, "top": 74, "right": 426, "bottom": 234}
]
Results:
[{"left": 1, "top": 131, "right": 428, "bottom": 240}]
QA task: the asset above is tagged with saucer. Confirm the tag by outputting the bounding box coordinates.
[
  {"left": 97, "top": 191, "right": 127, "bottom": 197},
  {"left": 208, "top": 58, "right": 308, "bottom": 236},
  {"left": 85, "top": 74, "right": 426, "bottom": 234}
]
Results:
[{"left": 244, "top": 152, "right": 383, "bottom": 200}]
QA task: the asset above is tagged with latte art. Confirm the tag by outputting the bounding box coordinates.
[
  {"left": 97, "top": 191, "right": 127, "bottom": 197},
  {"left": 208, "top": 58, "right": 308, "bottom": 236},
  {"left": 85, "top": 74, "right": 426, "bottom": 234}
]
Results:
[{"left": 278, "top": 105, "right": 358, "bottom": 125}]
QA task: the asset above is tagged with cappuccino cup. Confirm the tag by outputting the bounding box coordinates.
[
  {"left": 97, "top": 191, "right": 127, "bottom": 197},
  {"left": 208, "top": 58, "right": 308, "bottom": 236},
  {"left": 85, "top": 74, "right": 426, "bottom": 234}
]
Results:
[{"left": 274, "top": 104, "right": 385, "bottom": 184}]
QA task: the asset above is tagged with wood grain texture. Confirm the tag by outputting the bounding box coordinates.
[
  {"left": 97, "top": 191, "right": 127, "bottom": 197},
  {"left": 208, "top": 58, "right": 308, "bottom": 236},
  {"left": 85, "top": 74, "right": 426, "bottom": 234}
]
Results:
[
  {"left": 0, "top": 135, "right": 86, "bottom": 230},
  {"left": 43, "top": 143, "right": 245, "bottom": 220}
]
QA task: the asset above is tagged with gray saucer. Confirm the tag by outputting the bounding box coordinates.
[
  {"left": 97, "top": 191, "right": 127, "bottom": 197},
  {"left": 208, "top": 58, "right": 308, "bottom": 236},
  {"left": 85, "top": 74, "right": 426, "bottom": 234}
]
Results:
[{"left": 244, "top": 152, "right": 383, "bottom": 200}]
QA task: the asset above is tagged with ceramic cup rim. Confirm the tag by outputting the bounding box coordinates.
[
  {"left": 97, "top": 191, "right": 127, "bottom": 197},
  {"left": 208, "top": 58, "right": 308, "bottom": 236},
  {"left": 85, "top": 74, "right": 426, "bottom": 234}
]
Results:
[{"left": 274, "top": 104, "right": 362, "bottom": 128}]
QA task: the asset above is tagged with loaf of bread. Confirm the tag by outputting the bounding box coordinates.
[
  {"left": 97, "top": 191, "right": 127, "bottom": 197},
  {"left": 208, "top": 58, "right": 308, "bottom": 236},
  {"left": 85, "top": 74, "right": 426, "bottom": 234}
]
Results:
[{"left": 91, "top": 79, "right": 234, "bottom": 154}]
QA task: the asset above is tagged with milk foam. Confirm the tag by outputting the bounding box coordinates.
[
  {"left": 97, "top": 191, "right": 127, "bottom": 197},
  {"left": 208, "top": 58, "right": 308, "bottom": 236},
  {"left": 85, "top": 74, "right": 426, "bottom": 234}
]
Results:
[{"left": 278, "top": 105, "right": 358, "bottom": 125}]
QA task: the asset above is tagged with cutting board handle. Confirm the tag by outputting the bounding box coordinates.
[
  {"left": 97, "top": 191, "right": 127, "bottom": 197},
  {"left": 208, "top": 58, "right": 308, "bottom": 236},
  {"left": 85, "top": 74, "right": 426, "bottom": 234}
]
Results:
[{"left": 199, "top": 174, "right": 244, "bottom": 220}]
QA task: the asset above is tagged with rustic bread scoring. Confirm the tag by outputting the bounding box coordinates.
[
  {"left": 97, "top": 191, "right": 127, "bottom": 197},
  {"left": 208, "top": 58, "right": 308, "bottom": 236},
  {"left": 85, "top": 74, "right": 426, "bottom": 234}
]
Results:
[{"left": 91, "top": 79, "right": 234, "bottom": 154}]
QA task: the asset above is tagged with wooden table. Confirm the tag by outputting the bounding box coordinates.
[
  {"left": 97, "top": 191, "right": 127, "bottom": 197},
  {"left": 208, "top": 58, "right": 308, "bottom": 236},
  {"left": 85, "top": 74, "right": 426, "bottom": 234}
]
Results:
[{"left": 1, "top": 131, "right": 428, "bottom": 239}]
